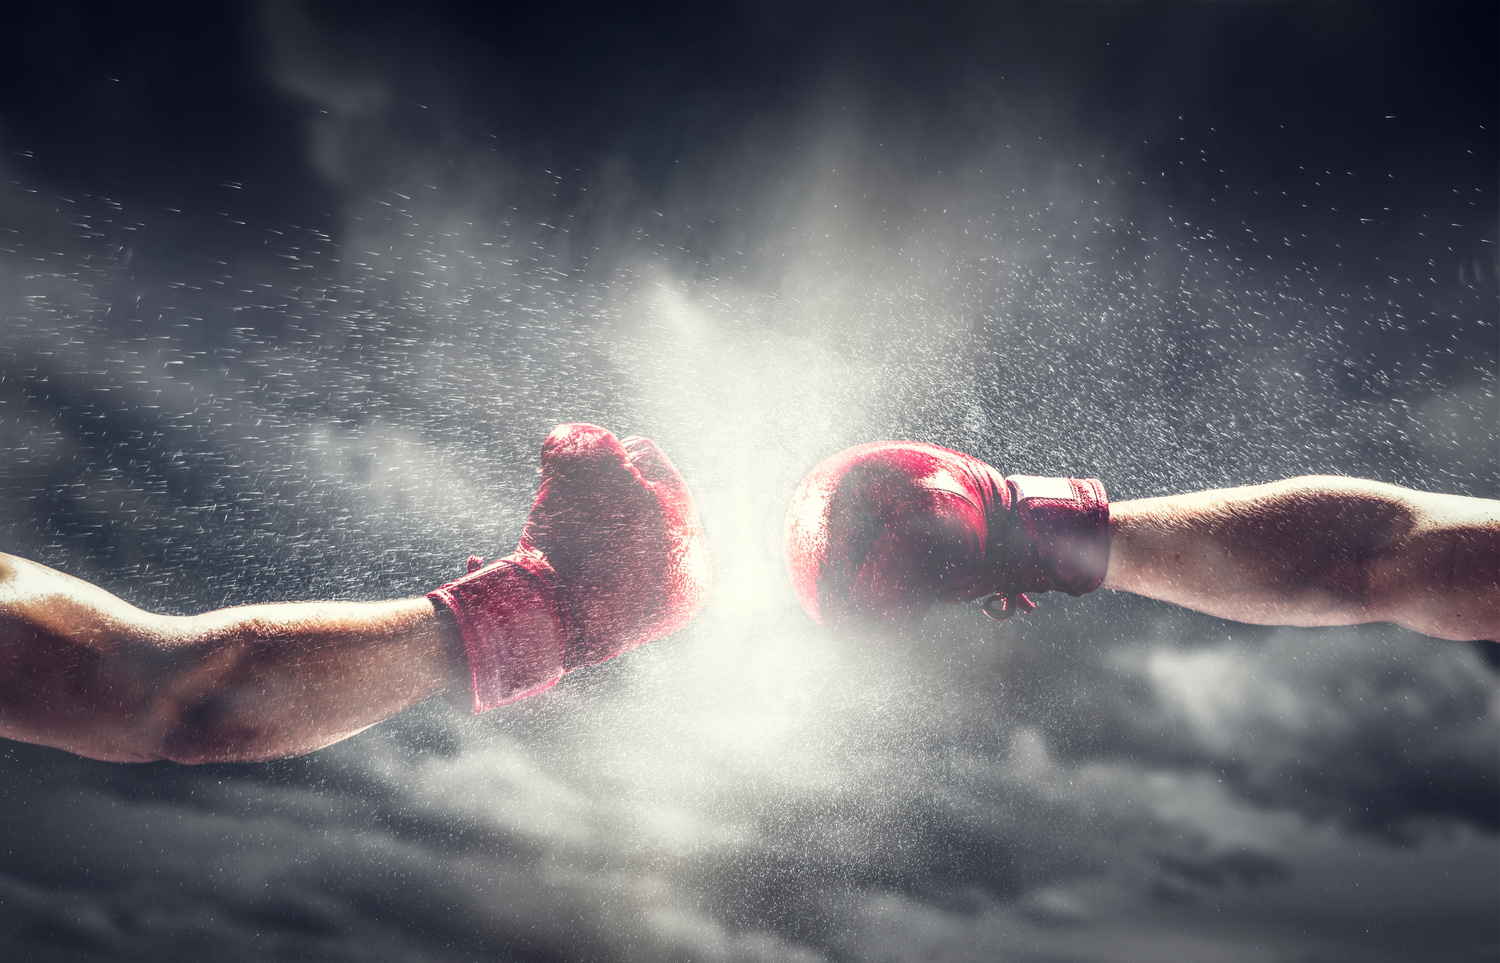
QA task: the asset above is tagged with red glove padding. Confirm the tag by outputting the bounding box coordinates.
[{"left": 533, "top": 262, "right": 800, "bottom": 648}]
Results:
[
  {"left": 783, "top": 441, "right": 1108, "bottom": 629},
  {"left": 430, "top": 424, "right": 711, "bottom": 712}
]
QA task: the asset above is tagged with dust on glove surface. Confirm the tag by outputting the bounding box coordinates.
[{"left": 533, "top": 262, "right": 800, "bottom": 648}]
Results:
[
  {"left": 431, "top": 424, "right": 711, "bottom": 711},
  {"left": 784, "top": 441, "right": 1107, "bottom": 630}
]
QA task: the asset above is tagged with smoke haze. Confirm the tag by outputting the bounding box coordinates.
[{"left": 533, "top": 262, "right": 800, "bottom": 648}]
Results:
[{"left": 0, "top": 3, "right": 1495, "bottom": 961}]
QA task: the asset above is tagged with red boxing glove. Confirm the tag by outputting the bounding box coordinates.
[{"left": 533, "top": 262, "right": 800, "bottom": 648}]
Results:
[
  {"left": 430, "top": 424, "right": 711, "bottom": 712},
  {"left": 784, "top": 442, "right": 1108, "bottom": 629}
]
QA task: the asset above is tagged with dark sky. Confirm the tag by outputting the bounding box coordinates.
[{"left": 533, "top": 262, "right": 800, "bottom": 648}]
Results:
[{"left": 0, "top": 3, "right": 1496, "bottom": 961}]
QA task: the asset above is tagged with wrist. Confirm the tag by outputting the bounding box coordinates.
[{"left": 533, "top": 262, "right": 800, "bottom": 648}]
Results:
[
  {"left": 428, "top": 556, "right": 567, "bottom": 713},
  {"left": 991, "top": 474, "right": 1111, "bottom": 599}
]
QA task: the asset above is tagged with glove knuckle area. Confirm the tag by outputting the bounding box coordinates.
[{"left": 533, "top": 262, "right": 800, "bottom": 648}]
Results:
[
  {"left": 789, "top": 440, "right": 1002, "bottom": 629},
  {"left": 624, "top": 437, "right": 695, "bottom": 506},
  {"left": 540, "top": 422, "right": 632, "bottom": 477}
]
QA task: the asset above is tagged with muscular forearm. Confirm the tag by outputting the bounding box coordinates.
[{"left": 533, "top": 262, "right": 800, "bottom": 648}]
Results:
[
  {"left": 157, "top": 598, "right": 465, "bottom": 762},
  {"left": 1102, "top": 476, "right": 1500, "bottom": 640},
  {"left": 0, "top": 554, "right": 466, "bottom": 763}
]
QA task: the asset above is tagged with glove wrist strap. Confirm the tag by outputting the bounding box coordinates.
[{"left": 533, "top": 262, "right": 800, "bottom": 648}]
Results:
[
  {"left": 1004, "top": 474, "right": 1111, "bottom": 597},
  {"left": 428, "top": 555, "right": 567, "bottom": 713}
]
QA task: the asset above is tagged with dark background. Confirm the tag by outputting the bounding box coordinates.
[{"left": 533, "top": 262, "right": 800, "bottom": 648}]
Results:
[{"left": 0, "top": 3, "right": 1495, "bottom": 961}]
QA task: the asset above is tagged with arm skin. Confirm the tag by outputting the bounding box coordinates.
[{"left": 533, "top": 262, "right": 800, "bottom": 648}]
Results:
[
  {"left": 1103, "top": 475, "right": 1500, "bottom": 641},
  {"left": 0, "top": 553, "right": 468, "bottom": 764}
]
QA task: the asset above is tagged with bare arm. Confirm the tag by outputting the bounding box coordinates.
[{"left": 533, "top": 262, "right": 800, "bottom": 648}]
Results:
[
  {"left": 1102, "top": 476, "right": 1500, "bottom": 641},
  {"left": 0, "top": 553, "right": 467, "bottom": 764}
]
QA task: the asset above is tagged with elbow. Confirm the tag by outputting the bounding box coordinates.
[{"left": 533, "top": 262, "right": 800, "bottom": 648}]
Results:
[
  {"left": 145, "top": 690, "right": 275, "bottom": 765},
  {"left": 150, "top": 687, "right": 340, "bottom": 764},
  {"left": 36, "top": 694, "right": 252, "bottom": 766},
  {"left": 135, "top": 623, "right": 293, "bottom": 764}
]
